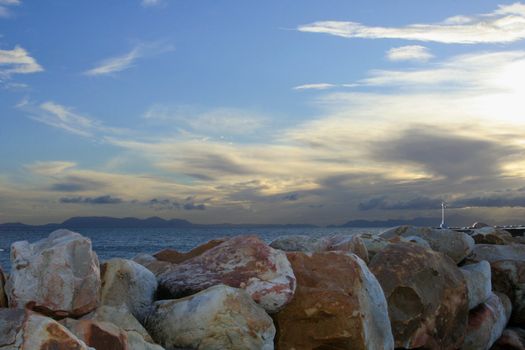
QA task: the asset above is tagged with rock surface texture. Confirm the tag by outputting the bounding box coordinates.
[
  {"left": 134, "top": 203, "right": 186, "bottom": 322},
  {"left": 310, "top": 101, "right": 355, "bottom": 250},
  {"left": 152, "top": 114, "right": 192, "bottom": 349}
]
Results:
[
  {"left": 274, "top": 251, "right": 394, "bottom": 350},
  {"left": 461, "top": 260, "right": 492, "bottom": 309},
  {"left": 467, "top": 244, "right": 525, "bottom": 324},
  {"left": 491, "top": 327, "right": 525, "bottom": 350},
  {"left": 158, "top": 235, "right": 296, "bottom": 313},
  {"left": 153, "top": 239, "right": 226, "bottom": 264},
  {"left": 61, "top": 318, "right": 128, "bottom": 350},
  {"left": 369, "top": 242, "right": 469, "bottom": 349},
  {"left": 5, "top": 229, "right": 100, "bottom": 318},
  {"left": 380, "top": 225, "right": 475, "bottom": 263},
  {"left": 462, "top": 293, "right": 511, "bottom": 350},
  {"left": 0, "top": 308, "right": 91, "bottom": 349},
  {"left": 145, "top": 284, "right": 275, "bottom": 350},
  {"left": 100, "top": 258, "right": 157, "bottom": 323},
  {"left": 471, "top": 227, "right": 514, "bottom": 245}
]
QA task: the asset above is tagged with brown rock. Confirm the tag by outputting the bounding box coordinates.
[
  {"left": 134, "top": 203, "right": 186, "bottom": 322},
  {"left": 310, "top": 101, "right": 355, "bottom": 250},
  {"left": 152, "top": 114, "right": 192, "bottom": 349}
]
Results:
[
  {"left": 491, "top": 259, "right": 525, "bottom": 324},
  {"left": 369, "top": 242, "right": 469, "bottom": 349},
  {"left": 274, "top": 251, "right": 394, "bottom": 350},
  {"left": 132, "top": 254, "right": 171, "bottom": 276},
  {"left": 0, "top": 265, "right": 7, "bottom": 308},
  {"left": 491, "top": 328, "right": 525, "bottom": 350},
  {"left": 471, "top": 227, "right": 514, "bottom": 245},
  {"left": 158, "top": 235, "right": 296, "bottom": 313},
  {"left": 0, "top": 308, "right": 90, "bottom": 349},
  {"left": 62, "top": 318, "right": 128, "bottom": 350},
  {"left": 153, "top": 239, "right": 226, "bottom": 264}
]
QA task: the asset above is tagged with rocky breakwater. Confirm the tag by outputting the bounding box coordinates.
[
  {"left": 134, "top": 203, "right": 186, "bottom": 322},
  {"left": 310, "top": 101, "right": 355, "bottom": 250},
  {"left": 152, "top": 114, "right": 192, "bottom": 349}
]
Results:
[{"left": 0, "top": 225, "right": 524, "bottom": 349}]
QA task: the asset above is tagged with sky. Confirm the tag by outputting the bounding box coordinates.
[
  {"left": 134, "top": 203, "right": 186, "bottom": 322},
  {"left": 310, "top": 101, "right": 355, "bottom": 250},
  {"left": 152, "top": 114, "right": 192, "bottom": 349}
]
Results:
[{"left": 1, "top": 0, "right": 525, "bottom": 226}]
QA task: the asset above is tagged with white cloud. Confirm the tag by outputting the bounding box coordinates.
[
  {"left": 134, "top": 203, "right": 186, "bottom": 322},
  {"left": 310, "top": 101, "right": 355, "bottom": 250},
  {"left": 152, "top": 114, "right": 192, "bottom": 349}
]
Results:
[
  {"left": 85, "top": 42, "right": 173, "bottom": 76},
  {"left": 298, "top": 3, "right": 525, "bottom": 44},
  {"left": 0, "top": 0, "right": 20, "bottom": 18},
  {"left": 293, "top": 83, "right": 336, "bottom": 90},
  {"left": 0, "top": 45, "right": 43, "bottom": 76},
  {"left": 386, "top": 45, "right": 433, "bottom": 62}
]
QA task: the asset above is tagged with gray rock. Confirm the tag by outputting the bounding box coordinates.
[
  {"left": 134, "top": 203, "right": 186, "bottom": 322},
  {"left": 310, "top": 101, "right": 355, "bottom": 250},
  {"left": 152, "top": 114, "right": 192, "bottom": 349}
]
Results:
[
  {"left": 461, "top": 261, "right": 492, "bottom": 309},
  {"left": 145, "top": 284, "right": 275, "bottom": 350},
  {"left": 380, "top": 225, "right": 475, "bottom": 263},
  {"left": 100, "top": 258, "right": 157, "bottom": 323}
]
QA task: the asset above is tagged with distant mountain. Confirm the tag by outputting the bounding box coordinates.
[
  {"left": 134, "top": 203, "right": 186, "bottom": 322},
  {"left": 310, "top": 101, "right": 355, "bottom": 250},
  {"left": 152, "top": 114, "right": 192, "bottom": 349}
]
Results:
[
  {"left": 333, "top": 215, "right": 470, "bottom": 228},
  {"left": 0, "top": 216, "right": 317, "bottom": 231}
]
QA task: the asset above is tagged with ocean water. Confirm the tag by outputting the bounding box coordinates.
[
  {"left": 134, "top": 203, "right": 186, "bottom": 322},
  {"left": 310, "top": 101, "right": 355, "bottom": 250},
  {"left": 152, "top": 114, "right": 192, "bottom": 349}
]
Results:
[{"left": 0, "top": 226, "right": 385, "bottom": 270}]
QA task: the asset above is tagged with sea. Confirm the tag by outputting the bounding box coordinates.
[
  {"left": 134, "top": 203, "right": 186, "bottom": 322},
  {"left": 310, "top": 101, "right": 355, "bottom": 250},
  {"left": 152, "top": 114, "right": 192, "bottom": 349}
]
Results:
[{"left": 0, "top": 226, "right": 386, "bottom": 270}]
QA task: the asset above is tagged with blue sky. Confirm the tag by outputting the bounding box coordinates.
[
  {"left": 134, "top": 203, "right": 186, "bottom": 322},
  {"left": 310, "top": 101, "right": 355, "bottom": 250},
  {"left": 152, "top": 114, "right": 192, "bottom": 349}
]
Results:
[{"left": 1, "top": 0, "right": 525, "bottom": 225}]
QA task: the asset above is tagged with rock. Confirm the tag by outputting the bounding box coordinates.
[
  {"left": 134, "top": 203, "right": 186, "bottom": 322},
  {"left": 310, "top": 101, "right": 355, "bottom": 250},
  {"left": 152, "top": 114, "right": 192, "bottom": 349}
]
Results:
[
  {"left": 356, "top": 233, "right": 391, "bottom": 260},
  {"left": 471, "top": 227, "right": 514, "bottom": 245},
  {"left": 61, "top": 318, "right": 128, "bottom": 350},
  {"left": 473, "top": 222, "right": 490, "bottom": 229},
  {"left": 0, "top": 308, "right": 91, "bottom": 349},
  {"left": 126, "top": 331, "right": 165, "bottom": 350},
  {"left": 5, "top": 229, "right": 100, "bottom": 318},
  {"left": 100, "top": 258, "right": 157, "bottom": 323},
  {"left": 269, "top": 235, "right": 323, "bottom": 252},
  {"left": 380, "top": 225, "right": 475, "bottom": 263},
  {"left": 466, "top": 244, "right": 525, "bottom": 324},
  {"left": 83, "top": 305, "right": 155, "bottom": 344},
  {"left": 270, "top": 234, "right": 369, "bottom": 262},
  {"left": 145, "top": 284, "right": 275, "bottom": 350},
  {"left": 132, "top": 254, "right": 171, "bottom": 276},
  {"left": 461, "top": 261, "right": 492, "bottom": 309},
  {"left": 0, "top": 265, "right": 7, "bottom": 308},
  {"left": 153, "top": 239, "right": 226, "bottom": 264},
  {"left": 158, "top": 235, "right": 296, "bottom": 313},
  {"left": 468, "top": 244, "right": 525, "bottom": 263},
  {"left": 274, "top": 251, "right": 394, "bottom": 350},
  {"left": 402, "top": 235, "right": 432, "bottom": 249},
  {"left": 463, "top": 293, "right": 511, "bottom": 350},
  {"left": 369, "top": 242, "right": 469, "bottom": 349},
  {"left": 491, "top": 327, "right": 525, "bottom": 350}
]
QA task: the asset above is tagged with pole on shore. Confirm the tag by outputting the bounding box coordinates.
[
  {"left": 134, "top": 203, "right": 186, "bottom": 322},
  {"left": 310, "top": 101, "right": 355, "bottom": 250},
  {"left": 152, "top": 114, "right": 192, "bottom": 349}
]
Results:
[{"left": 440, "top": 201, "right": 447, "bottom": 229}]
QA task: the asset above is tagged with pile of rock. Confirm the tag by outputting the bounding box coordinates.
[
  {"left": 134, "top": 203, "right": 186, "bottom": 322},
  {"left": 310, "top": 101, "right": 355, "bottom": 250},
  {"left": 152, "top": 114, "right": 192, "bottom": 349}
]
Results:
[{"left": 0, "top": 224, "right": 523, "bottom": 349}]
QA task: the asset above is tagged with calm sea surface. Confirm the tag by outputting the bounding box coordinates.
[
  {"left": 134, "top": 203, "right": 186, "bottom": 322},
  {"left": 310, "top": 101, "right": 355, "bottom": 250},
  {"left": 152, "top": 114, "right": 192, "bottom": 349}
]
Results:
[{"left": 0, "top": 227, "right": 386, "bottom": 270}]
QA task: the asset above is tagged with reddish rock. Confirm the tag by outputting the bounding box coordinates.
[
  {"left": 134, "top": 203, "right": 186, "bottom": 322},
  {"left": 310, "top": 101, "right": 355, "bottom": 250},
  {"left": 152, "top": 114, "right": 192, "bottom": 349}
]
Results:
[
  {"left": 463, "top": 293, "right": 511, "bottom": 350},
  {"left": 158, "top": 235, "right": 296, "bottom": 313},
  {"left": 369, "top": 242, "right": 469, "bottom": 349},
  {"left": 62, "top": 318, "right": 128, "bottom": 350},
  {"left": 0, "top": 308, "right": 90, "bottom": 349},
  {"left": 491, "top": 260, "right": 525, "bottom": 324},
  {"left": 324, "top": 235, "right": 369, "bottom": 263},
  {"left": 0, "top": 265, "right": 7, "bottom": 308},
  {"left": 5, "top": 229, "right": 100, "bottom": 318},
  {"left": 491, "top": 328, "right": 525, "bottom": 350},
  {"left": 153, "top": 239, "right": 226, "bottom": 264},
  {"left": 274, "top": 251, "right": 394, "bottom": 350}
]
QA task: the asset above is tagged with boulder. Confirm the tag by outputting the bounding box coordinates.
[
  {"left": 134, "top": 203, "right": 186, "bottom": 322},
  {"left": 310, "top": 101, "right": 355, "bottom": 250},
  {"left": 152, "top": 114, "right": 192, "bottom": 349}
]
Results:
[
  {"left": 461, "top": 261, "right": 492, "bottom": 309},
  {"left": 269, "top": 235, "right": 323, "bottom": 252},
  {"left": 471, "top": 227, "right": 514, "bottom": 245},
  {"left": 274, "top": 251, "right": 394, "bottom": 350},
  {"left": 369, "top": 242, "right": 469, "bottom": 349},
  {"left": 0, "top": 265, "right": 7, "bottom": 308},
  {"left": 0, "top": 308, "right": 91, "bottom": 349},
  {"left": 153, "top": 238, "right": 226, "bottom": 264},
  {"left": 323, "top": 235, "right": 369, "bottom": 262},
  {"left": 463, "top": 293, "right": 512, "bottom": 350},
  {"left": 356, "top": 233, "right": 391, "bottom": 260},
  {"left": 100, "top": 258, "right": 157, "bottom": 323},
  {"left": 82, "top": 305, "right": 155, "bottom": 345},
  {"left": 472, "top": 222, "right": 490, "bottom": 229},
  {"left": 132, "top": 254, "right": 171, "bottom": 276},
  {"left": 491, "top": 327, "right": 525, "bottom": 350},
  {"left": 5, "top": 229, "right": 100, "bottom": 318},
  {"left": 466, "top": 244, "right": 525, "bottom": 324},
  {"left": 157, "top": 235, "right": 296, "bottom": 313},
  {"left": 145, "top": 284, "right": 275, "bottom": 350},
  {"left": 61, "top": 318, "right": 128, "bottom": 350},
  {"left": 380, "top": 225, "right": 475, "bottom": 263}
]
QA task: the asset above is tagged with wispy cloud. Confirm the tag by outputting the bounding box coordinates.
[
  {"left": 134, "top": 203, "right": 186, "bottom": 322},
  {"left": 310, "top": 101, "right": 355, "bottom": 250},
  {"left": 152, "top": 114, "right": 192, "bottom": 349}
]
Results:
[
  {"left": 298, "top": 3, "right": 525, "bottom": 44},
  {"left": 0, "top": 0, "right": 20, "bottom": 18},
  {"left": 293, "top": 83, "right": 336, "bottom": 90},
  {"left": 141, "top": 0, "right": 163, "bottom": 7},
  {"left": 85, "top": 42, "right": 174, "bottom": 76},
  {"left": 0, "top": 45, "right": 43, "bottom": 77},
  {"left": 386, "top": 45, "right": 433, "bottom": 62}
]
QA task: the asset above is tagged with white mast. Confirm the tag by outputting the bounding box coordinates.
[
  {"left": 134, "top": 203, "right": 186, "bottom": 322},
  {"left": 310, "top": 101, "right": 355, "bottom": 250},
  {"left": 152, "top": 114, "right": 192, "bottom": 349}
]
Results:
[{"left": 440, "top": 201, "right": 447, "bottom": 229}]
